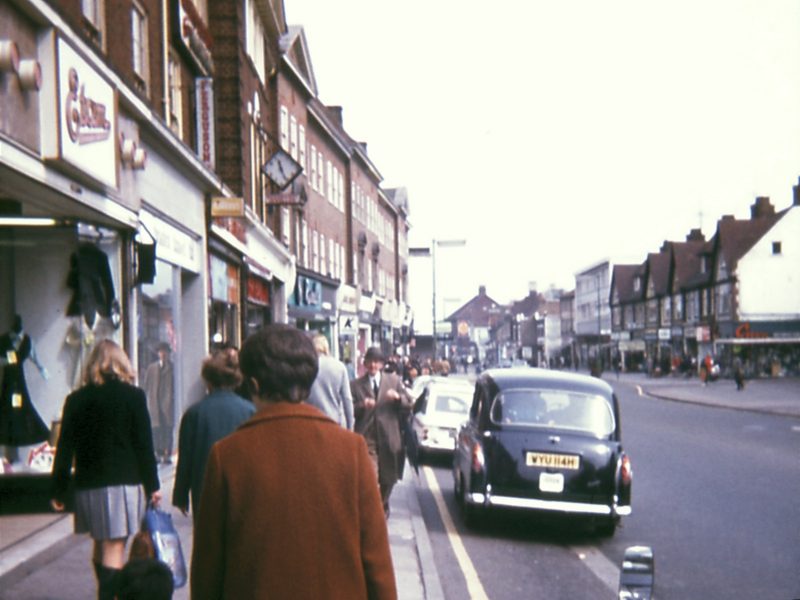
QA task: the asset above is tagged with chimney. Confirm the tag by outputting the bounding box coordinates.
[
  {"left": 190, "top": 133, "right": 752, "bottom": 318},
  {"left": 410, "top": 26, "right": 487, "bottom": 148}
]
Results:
[
  {"left": 793, "top": 178, "right": 800, "bottom": 206},
  {"left": 750, "top": 196, "right": 775, "bottom": 219},
  {"left": 528, "top": 281, "right": 537, "bottom": 294},
  {"left": 478, "top": 285, "right": 486, "bottom": 296},
  {"left": 326, "top": 105, "right": 344, "bottom": 127},
  {"left": 686, "top": 228, "right": 705, "bottom": 242}
]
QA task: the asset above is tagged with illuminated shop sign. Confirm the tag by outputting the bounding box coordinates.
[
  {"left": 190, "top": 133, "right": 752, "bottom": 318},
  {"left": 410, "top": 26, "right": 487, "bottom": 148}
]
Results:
[{"left": 55, "top": 37, "right": 117, "bottom": 188}]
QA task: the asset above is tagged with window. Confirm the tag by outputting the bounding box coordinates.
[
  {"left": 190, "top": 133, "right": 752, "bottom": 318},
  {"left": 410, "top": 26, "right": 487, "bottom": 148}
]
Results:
[
  {"left": 309, "top": 146, "right": 317, "bottom": 191},
  {"left": 167, "top": 52, "right": 182, "bottom": 136},
  {"left": 279, "top": 106, "right": 289, "bottom": 150},
  {"left": 131, "top": 3, "right": 148, "bottom": 90},
  {"left": 245, "top": 0, "right": 266, "bottom": 82},
  {"left": 301, "top": 219, "right": 309, "bottom": 267},
  {"left": 312, "top": 230, "right": 319, "bottom": 272},
  {"left": 280, "top": 207, "right": 290, "bottom": 246},
  {"left": 289, "top": 115, "right": 298, "bottom": 160},
  {"left": 298, "top": 126, "right": 306, "bottom": 175},
  {"left": 319, "top": 233, "right": 326, "bottom": 275},
  {"left": 81, "top": 0, "right": 105, "bottom": 46},
  {"left": 772, "top": 241, "right": 782, "bottom": 255},
  {"left": 317, "top": 152, "right": 324, "bottom": 195}
]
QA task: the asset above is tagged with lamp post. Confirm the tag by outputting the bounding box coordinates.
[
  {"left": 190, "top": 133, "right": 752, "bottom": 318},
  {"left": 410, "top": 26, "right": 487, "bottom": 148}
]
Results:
[{"left": 409, "top": 239, "right": 466, "bottom": 361}]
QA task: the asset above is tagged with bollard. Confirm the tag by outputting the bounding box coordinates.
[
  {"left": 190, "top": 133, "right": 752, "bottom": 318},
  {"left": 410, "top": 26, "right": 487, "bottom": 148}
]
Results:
[{"left": 618, "top": 545, "right": 654, "bottom": 599}]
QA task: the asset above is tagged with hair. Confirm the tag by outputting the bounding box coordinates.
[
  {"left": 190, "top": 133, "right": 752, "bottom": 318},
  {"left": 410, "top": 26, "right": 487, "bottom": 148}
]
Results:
[
  {"left": 311, "top": 333, "right": 330, "bottom": 356},
  {"left": 83, "top": 339, "right": 135, "bottom": 386},
  {"left": 116, "top": 558, "right": 174, "bottom": 600},
  {"left": 240, "top": 324, "right": 318, "bottom": 404},
  {"left": 201, "top": 348, "right": 243, "bottom": 390}
]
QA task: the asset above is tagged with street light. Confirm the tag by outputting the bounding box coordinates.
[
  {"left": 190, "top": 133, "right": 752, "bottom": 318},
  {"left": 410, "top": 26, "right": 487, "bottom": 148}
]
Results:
[{"left": 409, "top": 238, "right": 466, "bottom": 360}]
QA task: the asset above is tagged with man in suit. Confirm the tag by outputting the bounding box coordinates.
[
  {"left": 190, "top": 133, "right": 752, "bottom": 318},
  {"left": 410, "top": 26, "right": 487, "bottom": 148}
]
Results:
[
  {"left": 351, "top": 346, "right": 413, "bottom": 516},
  {"left": 191, "top": 325, "right": 396, "bottom": 599}
]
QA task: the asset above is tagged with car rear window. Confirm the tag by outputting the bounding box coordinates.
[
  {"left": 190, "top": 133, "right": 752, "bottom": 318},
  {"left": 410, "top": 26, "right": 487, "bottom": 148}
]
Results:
[
  {"left": 489, "top": 388, "right": 615, "bottom": 436},
  {"left": 433, "top": 394, "right": 469, "bottom": 414}
]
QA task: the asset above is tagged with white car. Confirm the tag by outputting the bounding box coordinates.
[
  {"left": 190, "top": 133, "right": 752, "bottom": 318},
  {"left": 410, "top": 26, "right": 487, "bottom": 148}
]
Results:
[{"left": 411, "top": 379, "right": 473, "bottom": 458}]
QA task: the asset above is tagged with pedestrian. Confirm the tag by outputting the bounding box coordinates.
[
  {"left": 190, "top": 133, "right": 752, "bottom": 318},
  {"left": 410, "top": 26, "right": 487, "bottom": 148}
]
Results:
[
  {"left": 116, "top": 558, "right": 174, "bottom": 600},
  {"left": 733, "top": 357, "right": 746, "bottom": 391},
  {"left": 172, "top": 348, "right": 254, "bottom": 523},
  {"left": 143, "top": 342, "right": 175, "bottom": 463},
  {"left": 191, "top": 325, "right": 396, "bottom": 599},
  {"left": 351, "top": 346, "right": 413, "bottom": 516},
  {"left": 306, "top": 333, "right": 354, "bottom": 429},
  {"left": 50, "top": 339, "right": 161, "bottom": 600}
]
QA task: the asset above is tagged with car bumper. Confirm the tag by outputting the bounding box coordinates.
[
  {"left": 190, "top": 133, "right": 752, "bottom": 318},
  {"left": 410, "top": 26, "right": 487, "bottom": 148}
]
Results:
[{"left": 465, "top": 491, "right": 632, "bottom": 517}]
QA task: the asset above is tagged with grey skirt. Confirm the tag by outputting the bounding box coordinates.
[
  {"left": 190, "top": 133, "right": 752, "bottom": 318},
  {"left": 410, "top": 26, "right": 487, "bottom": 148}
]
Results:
[{"left": 74, "top": 485, "right": 145, "bottom": 540}]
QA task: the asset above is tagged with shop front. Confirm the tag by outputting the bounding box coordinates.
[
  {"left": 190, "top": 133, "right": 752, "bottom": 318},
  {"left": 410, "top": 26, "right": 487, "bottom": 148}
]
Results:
[
  {"left": 0, "top": 23, "right": 136, "bottom": 510},
  {"left": 714, "top": 321, "right": 800, "bottom": 378},
  {"left": 288, "top": 273, "right": 337, "bottom": 343}
]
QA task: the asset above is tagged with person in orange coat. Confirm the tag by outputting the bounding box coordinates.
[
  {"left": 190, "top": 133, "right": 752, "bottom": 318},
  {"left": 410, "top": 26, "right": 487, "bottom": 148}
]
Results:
[{"left": 191, "top": 324, "right": 396, "bottom": 600}]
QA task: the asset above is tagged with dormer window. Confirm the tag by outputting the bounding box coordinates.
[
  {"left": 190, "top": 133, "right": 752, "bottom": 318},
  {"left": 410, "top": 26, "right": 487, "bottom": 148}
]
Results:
[
  {"left": 772, "top": 241, "right": 782, "bottom": 255},
  {"left": 633, "top": 277, "right": 641, "bottom": 292}
]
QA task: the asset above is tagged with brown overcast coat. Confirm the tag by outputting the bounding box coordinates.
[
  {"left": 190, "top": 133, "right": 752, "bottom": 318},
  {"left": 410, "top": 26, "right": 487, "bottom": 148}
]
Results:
[{"left": 190, "top": 402, "right": 396, "bottom": 600}]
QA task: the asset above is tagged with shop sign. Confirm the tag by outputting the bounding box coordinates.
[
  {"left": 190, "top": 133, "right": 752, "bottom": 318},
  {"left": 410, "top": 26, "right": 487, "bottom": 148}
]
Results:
[
  {"left": 53, "top": 37, "right": 117, "bottom": 188},
  {"left": 658, "top": 328, "right": 671, "bottom": 341},
  {"left": 696, "top": 325, "right": 711, "bottom": 343},
  {"left": 734, "top": 322, "right": 770, "bottom": 339},
  {"left": 211, "top": 196, "right": 244, "bottom": 218},
  {"left": 380, "top": 300, "right": 397, "bottom": 323},
  {"left": 359, "top": 294, "right": 375, "bottom": 315},
  {"left": 337, "top": 285, "right": 358, "bottom": 314},
  {"left": 175, "top": 0, "right": 213, "bottom": 74},
  {"left": 457, "top": 320, "right": 470, "bottom": 337},
  {"left": 339, "top": 316, "right": 357, "bottom": 335},
  {"left": 195, "top": 78, "right": 215, "bottom": 169},
  {"left": 247, "top": 276, "right": 270, "bottom": 306},
  {"left": 139, "top": 210, "right": 201, "bottom": 273}
]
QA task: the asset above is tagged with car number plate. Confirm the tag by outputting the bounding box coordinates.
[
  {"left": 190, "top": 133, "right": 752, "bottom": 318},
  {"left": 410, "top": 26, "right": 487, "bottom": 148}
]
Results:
[
  {"left": 539, "top": 472, "right": 564, "bottom": 493},
  {"left": 526, "top": 452, "right": 580, "bottom": 470}
]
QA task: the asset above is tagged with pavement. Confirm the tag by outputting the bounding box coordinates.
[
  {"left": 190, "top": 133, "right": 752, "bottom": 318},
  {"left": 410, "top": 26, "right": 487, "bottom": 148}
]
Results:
[
  {"left": 0, "top": 460, "right": 444, "bottom": 600},
  {"left": 1, "top": 371, "right": 797, "bottom": 599}
]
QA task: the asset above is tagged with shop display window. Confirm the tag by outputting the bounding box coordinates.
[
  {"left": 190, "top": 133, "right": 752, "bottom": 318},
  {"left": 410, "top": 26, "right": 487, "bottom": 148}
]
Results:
[{"left": 1, "top": 222, "right": 121, "bottom": 482}]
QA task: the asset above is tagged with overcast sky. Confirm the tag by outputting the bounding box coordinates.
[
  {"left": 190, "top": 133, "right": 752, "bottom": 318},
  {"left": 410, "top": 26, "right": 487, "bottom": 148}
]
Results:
[{"left": 286, "top": 0, "right": 800, "bottom": 322}]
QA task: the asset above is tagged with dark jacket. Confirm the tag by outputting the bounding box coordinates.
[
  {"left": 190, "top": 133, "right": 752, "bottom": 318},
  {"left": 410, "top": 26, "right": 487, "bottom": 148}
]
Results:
[
  {"left": 351, "top": 372, "right": 412, "bottom": 488},
  {"left": 172, "top": 389, "right": 255, "bottom": 515},
  {"left": 52, "top": 379, "right": 159, "bottom": 502},
  {"left": 191, "top": 402, "right": 396, "bottom": 600}
]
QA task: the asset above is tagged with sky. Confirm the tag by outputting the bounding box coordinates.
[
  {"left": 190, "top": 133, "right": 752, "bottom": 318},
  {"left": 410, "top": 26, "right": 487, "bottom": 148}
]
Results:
[{"left": 285, "top": 0, "right": 800, "bottom": 326}]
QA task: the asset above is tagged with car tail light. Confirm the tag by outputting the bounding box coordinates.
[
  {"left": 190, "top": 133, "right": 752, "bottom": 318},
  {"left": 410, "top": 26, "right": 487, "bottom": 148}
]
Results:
[
  {"left": 471, "top": 444, "right": 484, "bottom": 473},
  {"left": 420, "top": 427, "right": 429, "bottom": 441},
  {"left": 620, "top": 454, "right": 633, "bottom": 485}
]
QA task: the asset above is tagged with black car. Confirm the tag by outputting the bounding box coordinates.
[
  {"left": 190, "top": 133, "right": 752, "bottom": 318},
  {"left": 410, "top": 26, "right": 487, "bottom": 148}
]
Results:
[{"left": 453, "top": 368, "right": 632, "bottom": 535}]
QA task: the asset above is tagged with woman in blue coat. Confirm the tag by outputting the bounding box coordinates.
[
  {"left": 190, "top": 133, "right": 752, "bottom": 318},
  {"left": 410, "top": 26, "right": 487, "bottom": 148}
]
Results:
[{"left": 172, "top": 348, "right": 254, "bottom": 522}]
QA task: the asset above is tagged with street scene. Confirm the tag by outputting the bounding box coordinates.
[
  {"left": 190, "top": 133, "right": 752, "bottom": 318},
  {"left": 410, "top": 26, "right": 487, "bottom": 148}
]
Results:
[
  {"left": 2, "top": 0, "right": 800, "bottom": 598},
  {"left": 2, "top": 372, "right": 799, "bottom": 598}
]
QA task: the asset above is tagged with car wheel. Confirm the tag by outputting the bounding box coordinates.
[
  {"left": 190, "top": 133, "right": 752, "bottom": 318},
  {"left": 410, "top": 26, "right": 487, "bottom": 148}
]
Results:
[{"left": 595, "top": 516, "right": 618, "bottom": 537}]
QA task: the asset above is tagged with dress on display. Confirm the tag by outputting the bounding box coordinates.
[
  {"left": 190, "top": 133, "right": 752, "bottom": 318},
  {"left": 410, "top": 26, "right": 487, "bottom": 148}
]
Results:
[{"left": 0, "top": 331, "right": 50, "bottom": 446}]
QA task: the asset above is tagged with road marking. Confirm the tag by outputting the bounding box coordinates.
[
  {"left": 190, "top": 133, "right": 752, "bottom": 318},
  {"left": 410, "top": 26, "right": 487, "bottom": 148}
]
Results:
[
  {"left": 635, "top": 385, "right": 644, "bottom": 396},
  {"left": 571, "top": 545, "right": 620, "bottom": 593},
  {"left": 422, "top": 465, "right": 490, "bottom": 600}
]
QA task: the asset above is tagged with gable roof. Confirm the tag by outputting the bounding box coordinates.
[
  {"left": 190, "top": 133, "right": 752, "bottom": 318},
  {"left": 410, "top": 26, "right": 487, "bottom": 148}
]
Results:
[
  {"left": 280, "top": 26, "right": 318, "bottom": 97},
  {"left": 611, "top": 264, "right": 642, "bottom": 304},
  {"left": 446, "top": 287, "right": 503, "bottom": 327},
  {"left": 713, "top": 199, "right": 786, "bottom": 272},
  {"left": 646, "top": 249, "right": 671, "bottom": 297}
]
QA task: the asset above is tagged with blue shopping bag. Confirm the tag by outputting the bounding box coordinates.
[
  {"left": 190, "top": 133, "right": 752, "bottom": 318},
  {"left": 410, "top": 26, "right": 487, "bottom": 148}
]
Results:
[{"left": 142, "top": 506, "right": 188, "bottom": 588}]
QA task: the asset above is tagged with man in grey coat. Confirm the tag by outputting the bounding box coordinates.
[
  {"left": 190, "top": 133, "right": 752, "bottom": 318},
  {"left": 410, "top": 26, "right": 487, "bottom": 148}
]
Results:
[{"left": 307, "top": 334, "right": 354, "bottom": 430}]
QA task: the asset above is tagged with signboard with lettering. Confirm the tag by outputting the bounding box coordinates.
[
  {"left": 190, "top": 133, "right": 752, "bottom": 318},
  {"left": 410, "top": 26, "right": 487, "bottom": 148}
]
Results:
[
  {"left": 195, "top": 78, "right": 215, "bottom": 169},
  {"left": 55, "top": 37, "right": 117, "bottom": 188}
]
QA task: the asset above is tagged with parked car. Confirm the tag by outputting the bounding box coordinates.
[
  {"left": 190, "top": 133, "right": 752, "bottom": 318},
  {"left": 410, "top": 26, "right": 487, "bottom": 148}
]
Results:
[
  {"left": 453, "top": 368, "right": 632, "bottom": 535},
  {"left": 410, "top": 379, "right": 473, "bottom": 460}
]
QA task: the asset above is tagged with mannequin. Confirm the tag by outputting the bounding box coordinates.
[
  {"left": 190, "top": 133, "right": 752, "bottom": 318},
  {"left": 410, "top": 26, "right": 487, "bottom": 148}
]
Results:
[{"left": 0, "top": 314, "right": 50, "bottom": 446}]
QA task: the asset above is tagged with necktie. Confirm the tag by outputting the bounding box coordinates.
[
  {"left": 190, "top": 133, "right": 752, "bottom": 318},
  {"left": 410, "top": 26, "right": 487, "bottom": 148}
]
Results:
[{"left": 372, "top": 379, "right": 379, "bottom": 398}]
